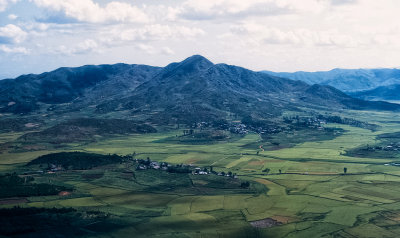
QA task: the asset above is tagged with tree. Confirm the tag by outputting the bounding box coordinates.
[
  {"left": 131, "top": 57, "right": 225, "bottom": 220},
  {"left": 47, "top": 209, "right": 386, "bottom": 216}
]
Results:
[
  {"left": 144, "top": 157, "right": 151, "bottom": 166},
  {"left": 262, "top": 168, "right": 270, "bottom": 175},
  {"left": 241, "top": 181, "right": 250, "bottom": 188},
  {"left": 344, "top": 167, "right": 347, "bottom": 174}
]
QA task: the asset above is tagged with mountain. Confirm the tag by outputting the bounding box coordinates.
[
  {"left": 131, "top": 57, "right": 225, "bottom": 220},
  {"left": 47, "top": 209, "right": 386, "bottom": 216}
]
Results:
[
  {"left": 1, "top": 55, "right": 399, "bottom": 125},
  {"left": 350, "top": 84, "right": 400, "bottom": 101},
  {"left": 263, "top": 68, "right": 400, "bottom": 93},
  {"left": 0, "top": 63, "right": 161, "bottom": 113}
]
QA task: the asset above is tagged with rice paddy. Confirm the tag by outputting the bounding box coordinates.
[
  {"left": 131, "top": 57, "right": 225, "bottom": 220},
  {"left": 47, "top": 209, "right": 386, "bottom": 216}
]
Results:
[{"left": 2, "top": 110, "right": 400, "bottom": 237}]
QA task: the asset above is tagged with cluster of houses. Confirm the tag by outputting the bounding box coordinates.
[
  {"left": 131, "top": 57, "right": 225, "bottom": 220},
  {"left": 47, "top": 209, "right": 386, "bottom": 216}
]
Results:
[
  {"left": 188, "top": 120, "right": 282, "bottom": 136},
  {"left": 187, "top": 121, "right": 249, "bottom": 135},
  {"left": 23, "top": 164, "right": 64, "bottom": 175},
  {"left": 366, "top": 143, "right": 400, "bottom": 151},
  {"left": 192, "top": 167, "right": 237, "bottom": 178},
  {"left": 135, "top": 158, "right": 238, "bottom": 178},
  {"left": 229, "top": 124, "right": 249, "bottom": 134},
  {"left": 182, "top": 118, "right": 295, "bottom": 136},
  {"left": 181, "top": 114, "right": 375, "bottom": 140},
  {"left": 48, "top": 164, "right": 64, "bottom": 173},
  {"left": 283, "top": 116, "right": 327, "bottom": 129},
  {"left": 135, "top": 159, "right": 168, "bottom": 171}
]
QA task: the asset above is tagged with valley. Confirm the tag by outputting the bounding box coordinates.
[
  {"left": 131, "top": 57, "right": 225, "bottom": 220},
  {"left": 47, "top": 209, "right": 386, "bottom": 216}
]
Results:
[
  {"left": 1, "top": 108, "right": 400, "bottom": 237},
  {"left": 1, "top": 56, "right": 400, "bottom": 237}
]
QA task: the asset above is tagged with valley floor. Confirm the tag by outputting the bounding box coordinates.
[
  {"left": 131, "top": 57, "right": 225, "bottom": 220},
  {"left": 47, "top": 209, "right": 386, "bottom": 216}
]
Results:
[{"left": 2, "top": 110, "right": 400, "bottom": 237}]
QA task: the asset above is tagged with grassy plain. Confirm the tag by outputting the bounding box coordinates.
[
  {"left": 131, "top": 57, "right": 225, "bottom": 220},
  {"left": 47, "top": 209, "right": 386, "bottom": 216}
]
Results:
[{"left": 2, "top": 110, "right": 400, "bottom": 237}]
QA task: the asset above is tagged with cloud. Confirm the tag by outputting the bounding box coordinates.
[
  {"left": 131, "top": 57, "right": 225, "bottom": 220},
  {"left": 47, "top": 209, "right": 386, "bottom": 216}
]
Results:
[
  {"left": 136, "top": 43, "right": 155, "bottom": 54},
  {"left": 0, "top": 45, "right": 29, "bottom": 54},
  {"left": 32, "top": 0, "right": 149, "bottom": 24},
  {"left": 135, "top": 44, "right": 175, "bottom": 55},
  {"left": 102, "top": 24, "right": 205, "bottom": 45},
  {"left": 171, "top": 0, "right": 356, "bottom": 21},
  {"left": 57, "top": 39, "right": 100, "bottom": 55},
  {"left": 8, "top": 14, "right": 18, "bottom": 20},
  {"left": 229, "top": 23, "right": 361, "bottom": 48},
  {"left": 330, "top": 0, "right": 357, "bottom": 5},
  {"left": 160, "top": 47, "right": 175, "bottom": 55},
  {"left": 0, "top": 0, "right": 18, "bottom": 12},
  {"left": 0, "top": 24, "right": 27, "bottom": 44}
]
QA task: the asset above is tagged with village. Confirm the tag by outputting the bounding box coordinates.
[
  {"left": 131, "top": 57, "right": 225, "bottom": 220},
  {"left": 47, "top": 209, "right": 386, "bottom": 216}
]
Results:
[
  {"left": 135, "top": 157, "right": 238, "bottom": 178},
  {"left": 365, "top": 143, "right": 400, "bottom": 152}
]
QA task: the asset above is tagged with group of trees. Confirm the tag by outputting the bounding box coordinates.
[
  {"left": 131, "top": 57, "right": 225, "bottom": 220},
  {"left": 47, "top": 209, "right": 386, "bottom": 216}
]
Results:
[
  {"left": 167, "top": 165, "right": 192, "bottom": 173},
  {"left": 241, "top": 116, "right": 281, "bottom": 133},
  {"left": 240, "top": 181, "right": 250, "bottom": 188},
  {"left": 182, "top": 129, "right": 194, "bottom": 135},
  {"left": 262, "top": 168, "right": 281, "bottom": 174},
  {"left": 0, "top": 173, "right": 69, "bottom": 198},
  {"left": 27, "top": 152, "right": 126, "bottom": 170},
  {"left": 0, "top": 206, "right": 115, "bottom": 237},
  {"left": 283, "top": 114, "right": 377, "bottom": 131}
]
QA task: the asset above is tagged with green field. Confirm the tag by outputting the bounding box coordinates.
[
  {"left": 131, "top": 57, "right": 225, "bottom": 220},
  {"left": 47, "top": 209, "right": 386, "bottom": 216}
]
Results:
[{"left": 2, "top": 110, "right": 400, "bottom": 237}]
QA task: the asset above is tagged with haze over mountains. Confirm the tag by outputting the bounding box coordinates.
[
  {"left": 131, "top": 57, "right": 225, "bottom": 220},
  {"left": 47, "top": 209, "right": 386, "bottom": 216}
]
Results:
[
  {"left": 349, "top": 84, "right": 400, "bottom": 101},
  {"left": 263, "top": 68, "right": 400, "bottom": 101},
  {"left": 1, "top": 55, "right": 399, "bottom": 125}
]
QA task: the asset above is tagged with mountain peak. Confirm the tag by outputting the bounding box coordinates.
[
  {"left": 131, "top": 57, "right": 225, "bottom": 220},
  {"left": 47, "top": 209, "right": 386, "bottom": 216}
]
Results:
[
  {"left": 161, "top": 55, "right": 214, "bottom": 78},
  {"left": 179, "top": 55, "right": 214, "bottom": 70},
  {"left": 182, "top": 54, "right": 212, "bottom": 63}
]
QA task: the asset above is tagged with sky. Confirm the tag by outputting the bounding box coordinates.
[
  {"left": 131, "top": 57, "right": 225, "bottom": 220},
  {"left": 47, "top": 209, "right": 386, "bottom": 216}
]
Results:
[{"left": 0, "top": 0, "right": 400, "bottom": 79}]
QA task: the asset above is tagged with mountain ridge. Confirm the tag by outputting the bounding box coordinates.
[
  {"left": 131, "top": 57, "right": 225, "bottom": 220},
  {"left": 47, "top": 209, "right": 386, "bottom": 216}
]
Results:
[
  {"left": 262, "top": 68, "right": 400, "bottom": 93},
  {"left": 350, "top": 84, "right": 400, "bottom": 101},
  {"left": 1, "top": 55, "right": 399, "bottom": 125}
]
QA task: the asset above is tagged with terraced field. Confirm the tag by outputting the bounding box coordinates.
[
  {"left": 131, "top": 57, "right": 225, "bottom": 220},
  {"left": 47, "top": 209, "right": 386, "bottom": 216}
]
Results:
[{"left": 2, "top": 110, "right": 400, "bottom": 237}]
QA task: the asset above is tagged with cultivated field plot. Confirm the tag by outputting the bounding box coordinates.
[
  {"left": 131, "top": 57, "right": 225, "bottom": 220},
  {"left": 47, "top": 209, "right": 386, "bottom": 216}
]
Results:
[{"left": 1, "top": 111, "right": 400, "bottom": 237}]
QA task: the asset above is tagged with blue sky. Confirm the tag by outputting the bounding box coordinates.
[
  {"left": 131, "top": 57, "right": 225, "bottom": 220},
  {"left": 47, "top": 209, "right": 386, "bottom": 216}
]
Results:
[{"left": 0, "top": 0, "right": 399, "bottom": 79}]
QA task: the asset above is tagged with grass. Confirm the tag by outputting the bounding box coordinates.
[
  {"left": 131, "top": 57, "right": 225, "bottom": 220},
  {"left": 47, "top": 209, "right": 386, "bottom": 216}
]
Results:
[{"left": 2, "top": 110, "right": 400, "bottom": 236}]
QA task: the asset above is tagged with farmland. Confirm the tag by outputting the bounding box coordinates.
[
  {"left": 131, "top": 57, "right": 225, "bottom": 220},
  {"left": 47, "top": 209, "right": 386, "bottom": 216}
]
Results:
[{"left": 1, "top": 110, "right": 400, "bottom": 237}]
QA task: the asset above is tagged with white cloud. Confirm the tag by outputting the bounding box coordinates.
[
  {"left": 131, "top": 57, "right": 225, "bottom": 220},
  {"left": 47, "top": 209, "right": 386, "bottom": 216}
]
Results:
[
  {"left": 160, "top": 47, "right": 175, "bottom": 55},
  {"left": 135, "top": 44, "right": 175, "bottom": 55},
  {"left": 331, "top": 0, "right": 357, "bottom": 5},
  {"left": 8, "top": 14, "right": 18, "bottom": 20},
  {"left": 135, "top": 44, "right": 156, "bottom": 54},
  {"left": 172, "top": 0, "right": 354, "bottom": 20},
  {"left": 229, "top": 23, "right": 361, "bottom": 48},
  {"left": 0, "top": 45, "right": 29, "bottom": 54},
  {"left": 57, "top": 39, "right": 100, "bottom": 55},
  {"left": 33, "top": 0, "right": 149, "bottom": 24},
  {"left": 2, "top": 0, "right": 400, "bottom": 77},
  {"left": 0, "top": 0, "right": 18, "bottom": 12},
  {"left": 102, "top": 24, "right": 205, "bottom": 45},
  {"left": 0, "top": 24, "right": 27, "bottom": 44}
]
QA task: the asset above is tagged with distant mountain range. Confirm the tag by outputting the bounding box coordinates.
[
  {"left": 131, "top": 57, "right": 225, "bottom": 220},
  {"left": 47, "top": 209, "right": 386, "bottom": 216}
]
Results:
[
  {"left": 349, "top": 84, "right": 400, "bottom": 101},
  {"left": 1, "top": 55, "right": 399, "bottom": 125},
  {"left": 263, "top": 68, "right": 400, "bottom": 101}
]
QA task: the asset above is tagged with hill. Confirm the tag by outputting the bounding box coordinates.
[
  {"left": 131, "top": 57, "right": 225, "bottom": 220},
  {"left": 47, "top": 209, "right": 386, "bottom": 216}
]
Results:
[
  {"left": 0, "top": 63, "right": 161, "bottom": 113},
  {"left": 263, "top": 68, "right": 400, "bottom": 93},
  {"left": 19, "top": 118, "right": 157, "bottom": 144},
  {"left": 349, "top": 84, "right": 400, "bottom": 101},
  {"left": 94, "top": 55, "right": 400, "bottom": 124},
  {"left": 0, "top": 55, "right": 399, "bottom": 126}
]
